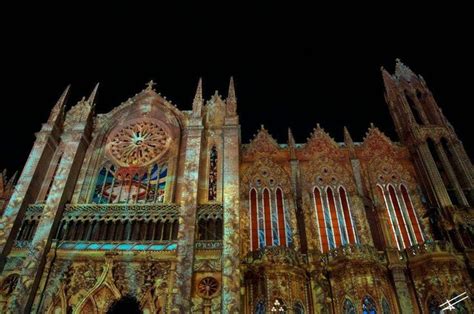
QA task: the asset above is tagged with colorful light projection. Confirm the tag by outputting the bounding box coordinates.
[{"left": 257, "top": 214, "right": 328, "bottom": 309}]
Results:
[
  {"left": 377, "top": 183, "right": 424, "bottom": 250},
  {"left": 92, "top": 163, "right": 167, "bottom": 204},
  {"left": 313, "top": 186, "right": 359, "bottom": 253},
  {"left": 249, "top": 187, "right": 293, "bottom": 251}
]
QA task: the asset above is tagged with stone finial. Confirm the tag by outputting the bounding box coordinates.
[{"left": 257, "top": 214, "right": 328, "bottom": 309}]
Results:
[{"left": 192, "top": 77, "right": 203, "bottom": 117}]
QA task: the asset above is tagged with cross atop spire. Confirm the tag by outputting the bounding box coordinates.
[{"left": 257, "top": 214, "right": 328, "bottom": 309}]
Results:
[{"left": 145, "top": 80, "right": 156, "bottom": 91}]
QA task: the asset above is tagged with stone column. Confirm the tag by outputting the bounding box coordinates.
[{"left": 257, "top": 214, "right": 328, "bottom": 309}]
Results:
[
  {"left": 171, "top": 123, "right": 203, "bottom": 313},
  {"left": 387, "top": 249, "right": 416, "bottom": 313},
  {"left": 416, "top": 143, "right": 452, "bottom": 208},
  {"left": 221, "top": 122, "right": 240, "bottom": 313},
  {"left": 435, "top": 142, "right": 469, "bottom": 206}
]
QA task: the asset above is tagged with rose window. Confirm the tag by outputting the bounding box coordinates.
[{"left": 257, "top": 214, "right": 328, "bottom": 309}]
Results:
[
  {"left": 197, "top": 277, "right": 219, "bottom": 298},
  {"left": 107, "top": 120, "right": 170, "bottom": 167}
]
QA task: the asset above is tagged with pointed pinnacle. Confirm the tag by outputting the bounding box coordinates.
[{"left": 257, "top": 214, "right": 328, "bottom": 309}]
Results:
[
  {"left": 48, "top": 85, "right": 70, "bottom": 123},
  {"left": 288, "top": 128, "right": 296, "bottom": 146},
  {"left": 192, "top": 77, "right": 203, "bottom": 117},
  {"left": 343, "top": 126, "right": 354, "bottom": 145},
  {"left": 56, "top": 85, "right": 71, "bottom": 108},
  {"left": 226, "top": 76, "right": 237, "bottom": 116},
  {"left": 228, "top": 76, "right": 236, "bottom": 100},
  {"left": 88, "top": 82, "right": 100, "bottom": 105},
  {"left": 288, "top": 128, "right": 296, "bottom": 159}
]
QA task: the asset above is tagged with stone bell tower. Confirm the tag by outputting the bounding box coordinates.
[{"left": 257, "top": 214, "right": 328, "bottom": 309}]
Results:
[{"left": 382, "top": 59, "right": 473, "bottom": 249}]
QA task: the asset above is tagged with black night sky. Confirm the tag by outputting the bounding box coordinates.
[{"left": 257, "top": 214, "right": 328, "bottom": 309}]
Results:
[{"left": 1, "top": 5, "right": 473, "bottom": 176}]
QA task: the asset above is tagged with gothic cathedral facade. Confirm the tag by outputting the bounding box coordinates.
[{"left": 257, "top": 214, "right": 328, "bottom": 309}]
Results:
[{"left": 0, "top": 60, "right": 473, "bottom": 313}]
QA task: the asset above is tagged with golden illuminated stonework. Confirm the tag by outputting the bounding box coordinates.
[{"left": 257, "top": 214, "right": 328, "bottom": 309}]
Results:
[
  {"left": 0, "top": 62, "right": 473, "bottom": 313},
  {"left": 106, "top": 119, "right": 170, "bottom": 167}
]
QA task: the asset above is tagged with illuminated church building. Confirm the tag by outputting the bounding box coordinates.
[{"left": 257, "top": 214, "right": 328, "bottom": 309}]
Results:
[{"left": 0, "top": 60, "right": 473, "bottom": 313}]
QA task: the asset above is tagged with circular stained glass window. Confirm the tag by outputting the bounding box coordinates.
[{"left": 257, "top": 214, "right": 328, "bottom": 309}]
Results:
[
  {"left": 197, "top": 277, "right": 219, "bottom": 298},
  {"left": 107, "top": 119, "right": 170, "bottom": 167}
]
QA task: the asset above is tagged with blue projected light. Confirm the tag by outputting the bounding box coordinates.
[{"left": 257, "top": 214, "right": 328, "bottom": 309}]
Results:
[{"left": 57, "top": 241, "right": 178, "bottom": 251}]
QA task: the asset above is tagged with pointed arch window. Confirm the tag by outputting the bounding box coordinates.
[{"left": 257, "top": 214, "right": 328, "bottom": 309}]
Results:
[
  {"left": 249, "top": 187, "right": 292, "bottom": 251},
  {"left": 343, "top": 299, "right": 356, "bottom": 314},
  {"left": 362, "top": 296, "right": 377, "bottom": 314},
  {"left": 313, "top": 186, "right": 358, "bottom": 253},
  {"left": 378, "top": 183, "right": 424, "bottom": 249},
  {"left": 255, "top": 300, "right": 266, "bottom": 314},
  {"left": 381, "top": 298, "right": 391, "bottom": 314},
  {"left": 92, "top": 162, "right": 168, "bottom": 204},
  {"left": 208, "top": 145, "right": 217, "bottom": 201},
  {"left": 294, "top": 302, "right": 305, "bottom": 314}
]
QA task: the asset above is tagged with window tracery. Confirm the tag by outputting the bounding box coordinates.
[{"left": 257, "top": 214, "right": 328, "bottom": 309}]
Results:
[
  {"left": 92, "top": 162, "right": 167, "bottom": 204},
  {"left": 371, "top": 158, "right": 425, "bottom": 250},
  {"left": 245, "top": 160, "right": 293, "bottom": 251},
  {"left": 313, "top": 185, "right": 358, "bottom": 252}
]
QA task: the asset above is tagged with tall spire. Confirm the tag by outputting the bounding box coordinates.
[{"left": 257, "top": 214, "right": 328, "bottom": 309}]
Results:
[
  {"left": 344, "top": 126, "right": 356, "bottom": 159},
  {"left": 48, "top": 85, "right": 71, "bottom": 123},
  {"left": 288, "top": 128, "right": 297, "bottom": 160},
  {"left": 226, "top": 76, "right": 237, "bottom": 116},
  {"left": 192, "top": 77, "right": 203, "bottom": 117},
  {"left": 88, "top": 82, "right": 100, "bottom": 105}
]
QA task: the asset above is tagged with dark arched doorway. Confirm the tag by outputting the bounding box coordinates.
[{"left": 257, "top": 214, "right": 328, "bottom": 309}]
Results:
[{"left": 107, "top": 295, "right": 142, "bottom": 314}]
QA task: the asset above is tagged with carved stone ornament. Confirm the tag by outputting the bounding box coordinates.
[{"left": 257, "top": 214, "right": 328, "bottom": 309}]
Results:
[{"left": 106, "top": 118, "right": 171, "bottom": 167}]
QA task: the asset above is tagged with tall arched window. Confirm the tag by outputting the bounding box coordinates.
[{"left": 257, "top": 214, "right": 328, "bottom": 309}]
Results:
[
  {"left": 378, "top": 183, "right": 424, "bottom": 249},
  {"left": 208, "top": 145, "right": 217, "bottom": 201},
  {"left": 294, "top": 302, "right": 305, "bottom": 314},
  {"left": 255, "top": 300, "right": 265, "bottom": 314},
  {"left": 427, "top": 296, "right": 440, "bottom": 314},
  {"left": 313, "top": 186, "right": 358, "bottom": 252},
  {"left": 381, "top": 298, "right": 391, "bottom": 314},
  {"left": 92, "top": 163, "right": 168, "bottom": 204},
  {"left": 343, "top": 299, "right": 356, "bottom": 314},
  {"left": 362, "top": 296, "right": 377, "bottom": 314},
  {"left": 249, "top": 187, "right": 292, "bottom": 251}
]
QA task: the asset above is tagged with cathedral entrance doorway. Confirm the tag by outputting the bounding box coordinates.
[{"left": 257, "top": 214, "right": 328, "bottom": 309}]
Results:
[{"left": 106, "top": 295, "right": 142, "bottom": 314}]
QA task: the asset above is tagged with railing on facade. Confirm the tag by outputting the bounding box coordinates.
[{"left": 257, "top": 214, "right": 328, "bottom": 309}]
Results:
[
  {"left": 195, "top": 240, "right": 223, "bottom": 250},
  {"left": 405, "top": 240, "right": 455, "bottom": 257},
  {"left": 243, "top": 246, "right": 306, "bottom": 267},
  {"left": 197, "top": 204, "right": 223, "bottom": 220},
  {"left": 63, "top": 203, "right": 180, "bottom": 221},
  {"left": 325, "top": 244, "right": 387, "bottom": 265},
  {"left": 55, "top": 240, "right": 178, "bottom": 252}
]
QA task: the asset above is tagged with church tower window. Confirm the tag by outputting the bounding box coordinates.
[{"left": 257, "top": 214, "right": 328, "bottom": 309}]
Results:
[{"left": 208, "top": 145, "right": 218, "bottom": 201}]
